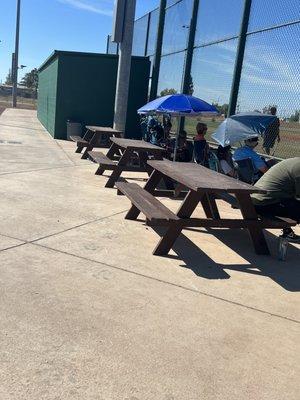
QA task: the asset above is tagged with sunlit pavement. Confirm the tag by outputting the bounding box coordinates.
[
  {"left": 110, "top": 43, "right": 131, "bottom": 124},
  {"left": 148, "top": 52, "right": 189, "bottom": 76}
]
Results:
[{"left": 0, "top": 108, "right": 299, "bottom": 400}]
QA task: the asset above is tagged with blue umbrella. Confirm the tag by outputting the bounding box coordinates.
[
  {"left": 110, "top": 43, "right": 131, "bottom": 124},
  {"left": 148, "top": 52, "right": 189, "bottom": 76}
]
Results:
[
  {"left": 138, "top": 94, "right": 218, "bottom": 161},
  {"left": 138, "top": 94, "right": 218, "bottom": 116},
  {"left": 212, "top": 112, "right": 278, "bottom": 147}
]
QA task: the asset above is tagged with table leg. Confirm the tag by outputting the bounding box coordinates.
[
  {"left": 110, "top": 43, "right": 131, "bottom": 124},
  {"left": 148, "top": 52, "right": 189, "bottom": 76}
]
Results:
[
  {"left": 81, "top": 133, "right": 97, "bottom": 159},
  {"left": 235, "top": 192, "right": 270, "bottom": 255},
  {"left": 95, "top": 143, "right": 119, "bottom": 175},
  {"left": 125, "top": 169, "right": 163, "bottom": 220},
  {"left": 201, "top": 194, "right": 220, "bottom": 219},
  {"left": 105, "top": 148, "right": 132, "bottom": 188},
  {"left": 153, "top": 190, "right": 202, "bottom": 256}
]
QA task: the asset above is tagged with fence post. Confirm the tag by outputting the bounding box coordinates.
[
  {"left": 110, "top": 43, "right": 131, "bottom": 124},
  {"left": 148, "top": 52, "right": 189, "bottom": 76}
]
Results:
[
  {"left": 106, "top": 35, "right": 110, "bottom": 54},
  {"left": 180, "top": 0, "right": 200, "bottom": 131},
  {"left": 144, "top": 12, "right": 151, "bottom": 57},
  {"left": 228, "top": 0, "right": 252, "bottom": 116},
  {"left": 149, "top": 0, "right": 167, "bottom": 100}
]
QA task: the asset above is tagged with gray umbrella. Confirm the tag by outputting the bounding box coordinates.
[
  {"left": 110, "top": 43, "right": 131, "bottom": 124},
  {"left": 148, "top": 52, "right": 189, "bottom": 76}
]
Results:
[{"left": 212, "top": 112, "right": 278, "bottom": 147}]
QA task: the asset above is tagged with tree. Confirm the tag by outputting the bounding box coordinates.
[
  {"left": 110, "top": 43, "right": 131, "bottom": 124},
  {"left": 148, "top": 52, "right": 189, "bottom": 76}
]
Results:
[
  {"left": 20, "top": 68, "right": 38, "bottom": 91},
  {"left": 212, "top": 102, "right": 229, "bottom": 116},
  {"left": 290, "top": 110, "right": 300, "bottom": 122},
  {"left": 5, "top": 69, "right": 13, "bottom": 85},
  {"left": 160, "top": 88, "right": 177, "bottom": 97},
  {"left": 262, "top": 104, "right": 277, "bottom": 114}
]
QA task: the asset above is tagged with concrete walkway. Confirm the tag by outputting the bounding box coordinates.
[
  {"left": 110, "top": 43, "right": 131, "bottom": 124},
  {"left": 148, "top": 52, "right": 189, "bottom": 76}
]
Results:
[{"left": 0, "top": 108, "right": 299, "bottom": 400}]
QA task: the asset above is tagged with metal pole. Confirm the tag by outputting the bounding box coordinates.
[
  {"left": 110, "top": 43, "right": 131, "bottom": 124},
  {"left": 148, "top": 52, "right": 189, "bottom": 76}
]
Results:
[
  {"left": 149, "top": 0, "right": 166, "bottom": 100},
  {"left": 179, "top": 0, "right": 200, "bottom": 131},
  {"left": 144, "top": 12, "right": 151, "bottom": 57},
  {"left": 113, "top": 0, "right": 136, "bottom": 133},
  {"left": 12, "top": 0, "right": 21, "bottom": 108},
  {"left": 11, "top": 53, "right": 15, "bottom": 84},
  {"left": 106, "top": 35, "right": 110, "bottom": 54},
  {"left": 228, "top": 0, "right": 252, "bottom": 116}
]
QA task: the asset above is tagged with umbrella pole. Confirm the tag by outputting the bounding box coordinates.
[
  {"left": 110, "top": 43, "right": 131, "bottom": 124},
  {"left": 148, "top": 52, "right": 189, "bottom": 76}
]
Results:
[{"left": 173, "top": 116, "right": 180, "bottom": 162}]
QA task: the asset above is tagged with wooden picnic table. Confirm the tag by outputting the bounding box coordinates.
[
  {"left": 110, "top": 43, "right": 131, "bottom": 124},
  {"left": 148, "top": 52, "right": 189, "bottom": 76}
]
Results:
[
  {"left": 70, "top": 125, "right": 123, "bottom": 159},
  {"left": 116, "top": 160, "right": 295, "bottom": 256},
  {"left": 88, "top": 138, "right": 165, "bottom": 188}
]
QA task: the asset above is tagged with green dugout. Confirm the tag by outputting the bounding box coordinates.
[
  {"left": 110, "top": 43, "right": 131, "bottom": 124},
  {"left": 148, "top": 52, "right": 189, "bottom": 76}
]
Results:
[{"left": 37, "top": 51, "right": 150, "bottom": 140}]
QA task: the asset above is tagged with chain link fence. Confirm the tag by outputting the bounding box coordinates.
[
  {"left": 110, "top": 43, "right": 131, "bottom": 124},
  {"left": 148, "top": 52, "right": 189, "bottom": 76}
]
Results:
[{"left": 107, "top": 0, "right": 300, "bottom": 159}]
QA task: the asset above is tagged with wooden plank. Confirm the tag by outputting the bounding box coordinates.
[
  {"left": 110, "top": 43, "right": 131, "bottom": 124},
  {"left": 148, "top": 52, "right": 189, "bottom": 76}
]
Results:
[
  {"left": 88, "top": 151, "right": 117, "bottom": 166},
  {"left": 85, "top": 126, "right": 123, "bottom": 135},
  {"left": 111, "top": 138, "right": 164, "bottom": 152},
  {"left": 153, "top": 190, "right": 202, "bottom": 256},
  {"left": 147, "top": 160, "right": 266, "bottom": 194},
  {"left": 177, "top": 217, "right": 296, "bottom": 229},
  {"left": 70, "top": 135, "right": 87, "bottom": 144},
  {"left": 116, "top": 182, "right": 179, "bottom": 224}
]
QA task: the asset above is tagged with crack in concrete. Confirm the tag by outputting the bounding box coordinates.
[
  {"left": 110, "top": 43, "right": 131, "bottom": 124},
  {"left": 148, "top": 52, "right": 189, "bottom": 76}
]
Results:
[
  {"left": 31, "top": 241, "right": 300, "bottom": 325},
  {"left": 0, "top": 162, "right": 94, "bottom": 177},
  {"left": 0, "top": 209, "right": 128, "bottom": 244},
  {"left": 2, "top": 215, "right": 298, "bottom": 326}
]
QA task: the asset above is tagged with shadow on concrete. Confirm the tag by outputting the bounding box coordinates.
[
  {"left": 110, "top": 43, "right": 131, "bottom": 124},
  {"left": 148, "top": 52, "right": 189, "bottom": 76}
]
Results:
[{"left": 153, "top": 227, "right": 300, "bottom": 292}]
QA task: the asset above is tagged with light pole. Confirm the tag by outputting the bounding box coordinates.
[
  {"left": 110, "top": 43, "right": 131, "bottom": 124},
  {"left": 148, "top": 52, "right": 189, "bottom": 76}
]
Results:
[
  {"left": 113, "top": 0, "right": 136, "bottom": 134},
  {"left": 12, "top": 0, "right": 21, "bottom": 108}
]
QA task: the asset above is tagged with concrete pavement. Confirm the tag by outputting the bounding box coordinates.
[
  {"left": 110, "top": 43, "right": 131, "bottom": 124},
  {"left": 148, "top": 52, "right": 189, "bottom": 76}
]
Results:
[{"left": 0, "top": 109, "right": 299, "bottom": 400}]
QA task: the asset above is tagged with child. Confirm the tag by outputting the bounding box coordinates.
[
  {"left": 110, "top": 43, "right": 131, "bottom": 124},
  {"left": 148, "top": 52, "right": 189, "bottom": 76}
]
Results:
[{"left": 193, "top": 122, "right": 209, "bottom": 166}]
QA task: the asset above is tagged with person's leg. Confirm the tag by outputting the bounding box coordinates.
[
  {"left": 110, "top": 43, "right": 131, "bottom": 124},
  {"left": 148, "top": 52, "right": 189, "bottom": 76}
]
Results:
[{"left": 255, "top": 199, "right": 300, "bottom": 242}]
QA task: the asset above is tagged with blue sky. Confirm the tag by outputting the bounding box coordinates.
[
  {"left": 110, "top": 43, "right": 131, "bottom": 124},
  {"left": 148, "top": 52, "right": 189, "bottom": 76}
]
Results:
[{"left": 0, "top": 0, "right": 159, "bottom": 83}]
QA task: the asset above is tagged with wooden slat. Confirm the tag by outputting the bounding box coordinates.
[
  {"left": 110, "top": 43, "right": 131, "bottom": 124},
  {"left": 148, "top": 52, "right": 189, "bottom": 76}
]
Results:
[
  {"left": 88, "top": 151, "right": 117, "bottom": 167},
  {"left": 147, "top": 160, "right": 266, "bottom": 194},
  {"left": 85, "top": 126, "right": 123, "bottom": 134},
  {"left": 70, "top": 136, "right": 88, "bottom": 145},
  {"left": 111, "top": 138, "right": 164, "bottom": 152},
  {"left": 116, "top": 182, "right": 179, "bottom": 224},
  {"left": 178, "top": 217, "right": 296, "bottom": 229}
]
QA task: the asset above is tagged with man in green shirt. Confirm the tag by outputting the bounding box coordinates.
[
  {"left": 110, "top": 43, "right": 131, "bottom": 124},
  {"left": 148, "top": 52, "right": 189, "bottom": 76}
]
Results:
[{"left": 251, "top": 157, "right": 300, "bottom": 242}]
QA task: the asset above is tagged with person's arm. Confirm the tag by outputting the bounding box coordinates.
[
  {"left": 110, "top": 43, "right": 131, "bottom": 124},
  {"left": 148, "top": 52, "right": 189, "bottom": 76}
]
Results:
[
  {"left": 252, "top": 152, "right": 268, "bottom": 173},
  {"left": 276, "top": 118, "right": 281, "bottom": 142},
  {"left": 259, "top": 164, "right": 268, "bottom": 174}
]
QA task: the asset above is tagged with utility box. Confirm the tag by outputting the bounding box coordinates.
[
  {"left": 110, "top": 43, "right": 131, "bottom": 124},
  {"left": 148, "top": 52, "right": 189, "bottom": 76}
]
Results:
[{"left": 37, "top": 51, "right": 150, "bottom": 140}]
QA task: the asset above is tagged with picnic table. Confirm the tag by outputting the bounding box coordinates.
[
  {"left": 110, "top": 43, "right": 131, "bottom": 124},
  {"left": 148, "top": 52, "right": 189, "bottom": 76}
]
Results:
[
  {"left": 88, "top": 138, "right": 165, "bottom": 188},
  {"left": 116, "top": 160, "right": 295, "bottom": 256},
  {"left": 70, "top": 125, "right": 123, "bottom": 159}
]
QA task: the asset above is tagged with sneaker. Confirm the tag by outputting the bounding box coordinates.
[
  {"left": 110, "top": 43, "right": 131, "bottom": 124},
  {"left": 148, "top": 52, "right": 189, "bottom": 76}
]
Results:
[{"left": 280, "top": 228, "right": 300, "bottom": 243}]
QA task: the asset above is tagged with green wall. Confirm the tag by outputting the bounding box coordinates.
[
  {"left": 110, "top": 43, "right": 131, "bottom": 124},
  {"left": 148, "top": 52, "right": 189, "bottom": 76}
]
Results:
[
  {"left": 38, "top": 51, "right": 150, "bottom": 140},
  {"left": 37, "top": 58, "right": 58, "bottom": 136}
]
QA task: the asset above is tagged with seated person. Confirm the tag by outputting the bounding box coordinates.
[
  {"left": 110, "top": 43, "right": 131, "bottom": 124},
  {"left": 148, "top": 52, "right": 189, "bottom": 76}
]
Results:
[
  {"left": 216, "top": 145, "right": 235, "bottom": 177},
  {"left": 175, "top": 130, "right": 191, "bottom": 162},
  {"left": 149, "top": 124, "right": 164, "bottom": 146},
  {"left": 193, "top": 122, "right": 209, "bottom": 166},
  {"left": 233, "top": 137, "right": 268, "bottom": 178},
  {"left": 140, "top": 116, "right": 148, "bottom": 141},
  {"left": 251, "top": 157, "right": 300, "bottom": 242},
  {"left": 163, "top": 121, "right": 172, "bottom": 141}
]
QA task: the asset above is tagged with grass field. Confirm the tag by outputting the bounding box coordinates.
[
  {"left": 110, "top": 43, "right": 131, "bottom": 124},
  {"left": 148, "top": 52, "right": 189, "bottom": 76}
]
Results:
[
  {"left": 184, "top": 116, "right": 300, "bottom": 159},
  {"left": 0, "top": 96, "right": 37, "bottom": 111}
]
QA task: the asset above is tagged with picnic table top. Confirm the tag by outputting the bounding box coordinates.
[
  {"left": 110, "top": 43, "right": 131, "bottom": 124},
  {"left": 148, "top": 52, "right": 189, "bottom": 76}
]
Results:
[
  {"left": 111, "top": 138, "right": 165, "bottom": 152},
  {"left": 86, "top": 125, "right": 123, "bottom": 134},
  {"left": 148, "top": 160, "right": 266, "bottom": 194}
]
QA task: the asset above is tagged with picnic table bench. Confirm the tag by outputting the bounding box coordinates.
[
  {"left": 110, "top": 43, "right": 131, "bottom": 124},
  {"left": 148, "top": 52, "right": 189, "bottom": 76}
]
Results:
[
  {"left": 88, "top": 138, "right": 165, "bottom": 188},
  {"left": 70, "top": 125, "right": 123, "bottom": 159},
  {"left": 116, "top": 160, "right": 296, "bottom": 256}
]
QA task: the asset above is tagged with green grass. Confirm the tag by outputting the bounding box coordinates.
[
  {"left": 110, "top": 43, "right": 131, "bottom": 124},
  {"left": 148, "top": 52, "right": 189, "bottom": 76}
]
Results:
[
  {"left": 0, "top": 96, "right": 37, "bottom": 110},
  {"left": 183, "top": 116, "right": 300, "bottom": 159}
]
